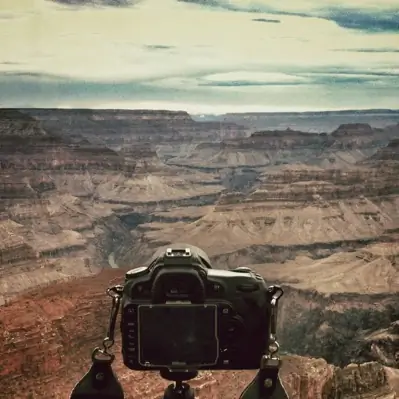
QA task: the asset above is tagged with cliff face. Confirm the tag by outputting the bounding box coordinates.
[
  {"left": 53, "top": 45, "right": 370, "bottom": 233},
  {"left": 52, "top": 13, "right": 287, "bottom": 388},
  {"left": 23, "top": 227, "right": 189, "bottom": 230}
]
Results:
[
  {"left": 0, "top": 110, "right": 137, "bottom": 180},
  {"left": 0, "top": 111, "right": 138, "bottom": 303},
  {"left": 0, "top": 272, "right": 397, "bottom": 399},
  {"left": 366, "top": 138, "right": 399, "bottom": 162},
  {"left": 169, "top": 123, "right": 399, "bottom": 169},
  {"left": 22, "top": 108, "right": 249, "bottom": 145},
  {"left": 244, "top": 165, "right": 398, "bottom": 202}
]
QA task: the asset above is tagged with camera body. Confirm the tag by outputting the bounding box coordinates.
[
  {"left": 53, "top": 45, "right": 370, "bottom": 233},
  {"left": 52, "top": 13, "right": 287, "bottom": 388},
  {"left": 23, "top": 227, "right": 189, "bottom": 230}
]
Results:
[{"left": 120, "top": 244, "right": 277, "bottom": 371}]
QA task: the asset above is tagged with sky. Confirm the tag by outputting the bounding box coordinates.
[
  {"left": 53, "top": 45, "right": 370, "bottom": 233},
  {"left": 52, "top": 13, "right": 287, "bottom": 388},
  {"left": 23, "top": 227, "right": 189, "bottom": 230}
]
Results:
[{"left": 1, "top": 0, "right": 399, "bottom": 113}]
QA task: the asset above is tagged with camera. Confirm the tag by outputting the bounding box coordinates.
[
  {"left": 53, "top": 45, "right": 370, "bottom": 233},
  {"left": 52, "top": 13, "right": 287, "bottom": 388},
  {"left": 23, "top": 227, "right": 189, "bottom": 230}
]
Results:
[{"left": 120, "top": 243, "right": 280, "bottom": 372}]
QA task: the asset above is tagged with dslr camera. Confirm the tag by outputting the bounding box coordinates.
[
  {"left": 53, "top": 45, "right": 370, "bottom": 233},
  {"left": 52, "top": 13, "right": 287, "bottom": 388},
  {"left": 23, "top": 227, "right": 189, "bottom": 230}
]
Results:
[{"left": 120, "top": 243, "right": 283, "bottom": 372}]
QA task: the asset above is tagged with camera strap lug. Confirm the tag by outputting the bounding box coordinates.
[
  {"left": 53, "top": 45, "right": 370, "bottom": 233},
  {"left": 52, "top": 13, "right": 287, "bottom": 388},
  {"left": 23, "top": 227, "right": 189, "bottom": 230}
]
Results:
[
  {"left": 102, "top": 285, "right": 124, "bottom": 355},
  {"left": 69, "top": 285, "right": 125, "bottom": 399},
  {"left": 246, "top": 285, "right": 286, "bottom": 399}
]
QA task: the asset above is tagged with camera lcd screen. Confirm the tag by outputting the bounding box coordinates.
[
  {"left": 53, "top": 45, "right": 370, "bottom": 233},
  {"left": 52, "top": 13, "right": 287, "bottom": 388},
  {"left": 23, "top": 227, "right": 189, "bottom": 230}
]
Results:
[{"left": 137, "top": 304, "right": 219, "bottom": 368}]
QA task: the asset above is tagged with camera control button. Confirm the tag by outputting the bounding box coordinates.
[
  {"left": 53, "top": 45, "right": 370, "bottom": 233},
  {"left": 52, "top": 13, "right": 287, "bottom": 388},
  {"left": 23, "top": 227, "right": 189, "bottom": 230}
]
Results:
[
  {"left": 213, "top": 283, "right": 222, "bottom": 292},
  {"left": 236, "top": 283, "right": 259, "bottom": 293},
  {"left": 126, "top": 306, "right": 136, "bottom": 315},
  {"left": 219, "top": 304, "right": 233, "bottom": 315},
  {"left": 206, "top": 282, "right": 224, "bottom": 297}
]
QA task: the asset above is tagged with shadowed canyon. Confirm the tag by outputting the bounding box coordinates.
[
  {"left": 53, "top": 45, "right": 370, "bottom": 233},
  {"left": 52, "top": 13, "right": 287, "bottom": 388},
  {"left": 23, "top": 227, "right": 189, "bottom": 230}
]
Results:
[{"left": 0, "top": 108, "right": 398, "bottom": 398}]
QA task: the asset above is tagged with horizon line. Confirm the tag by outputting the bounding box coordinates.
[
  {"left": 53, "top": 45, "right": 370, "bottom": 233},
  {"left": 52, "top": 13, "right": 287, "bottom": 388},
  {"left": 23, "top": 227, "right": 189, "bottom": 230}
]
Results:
[{"left": 2, "top": 106, "right": 399, "bottom": 116}]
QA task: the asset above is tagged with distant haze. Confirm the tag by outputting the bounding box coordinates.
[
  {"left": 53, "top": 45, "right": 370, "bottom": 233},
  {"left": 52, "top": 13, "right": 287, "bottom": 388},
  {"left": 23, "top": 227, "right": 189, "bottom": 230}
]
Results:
[
  {"left": 1, "top": 0, "right": 398, "bottom": 111},
  {"left": 195, "top": 110, "right": 399, "bottom": 133}
]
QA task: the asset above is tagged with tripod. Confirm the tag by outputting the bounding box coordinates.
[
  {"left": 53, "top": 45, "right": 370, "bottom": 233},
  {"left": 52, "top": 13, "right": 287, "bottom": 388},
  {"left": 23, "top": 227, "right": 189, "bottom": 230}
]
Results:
[{"left": 160, "top": 369, "right": 198, "bottom": 399}]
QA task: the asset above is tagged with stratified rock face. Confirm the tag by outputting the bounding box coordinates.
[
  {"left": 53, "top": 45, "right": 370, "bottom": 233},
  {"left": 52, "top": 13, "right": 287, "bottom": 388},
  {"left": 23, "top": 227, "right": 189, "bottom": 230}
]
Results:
[
  {"left": 168, "top": 123, "right": 399, "bottom": 169},
  {"left": 23, "top": 108, "right": 249, "bottom": 144},
  {"left": 0, "top": 111, "right": 137, "bottom": 304},
  {"left": 248, "top": 166, "right": 398, "bottom": 202},
  {"left": 0, "top": 109, "right": 128, "bottom": 174},
  {"left": 331, "top": 123, "right": 375, "bottom": 137},
  {"left": 369, "top": 139, "right": 399, "bottom": 162}
]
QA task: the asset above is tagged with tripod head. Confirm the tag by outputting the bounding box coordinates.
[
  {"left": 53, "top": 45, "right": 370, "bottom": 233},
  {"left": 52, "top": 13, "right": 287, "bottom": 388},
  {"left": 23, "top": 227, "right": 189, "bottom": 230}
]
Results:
[{"left": 160, "top": 370, "right": 198, "bottom": 399}]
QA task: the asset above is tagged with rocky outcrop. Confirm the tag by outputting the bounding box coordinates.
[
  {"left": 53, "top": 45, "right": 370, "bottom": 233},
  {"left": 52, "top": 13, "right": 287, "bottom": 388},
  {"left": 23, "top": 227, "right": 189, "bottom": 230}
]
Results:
[
  {"left": 119, "top": 143, "right": 164, "bottom": 173},
  {"left": 331, "top": 123, "right": 375, "bottom": 137},
  {"left": 367, "top": 139, "right": 399, "bottom": 162},
  {"left": 185, "top": 357, "right": 398, "bottom": 399},
  {"left": 329, "top": 123, "right": 387, "bottom": 150},
  {"left": 322, "top": 361, "right": 396, "bottom": 398},
  {"left": 367, "top": 321, "right": 399, "bottom": 368}
]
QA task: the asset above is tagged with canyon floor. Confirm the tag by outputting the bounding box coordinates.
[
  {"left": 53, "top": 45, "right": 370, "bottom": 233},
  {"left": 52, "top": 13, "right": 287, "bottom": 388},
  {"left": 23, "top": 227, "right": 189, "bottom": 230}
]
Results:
[{"left": 0, "top": 109, "right": 399, "bottom": 398}]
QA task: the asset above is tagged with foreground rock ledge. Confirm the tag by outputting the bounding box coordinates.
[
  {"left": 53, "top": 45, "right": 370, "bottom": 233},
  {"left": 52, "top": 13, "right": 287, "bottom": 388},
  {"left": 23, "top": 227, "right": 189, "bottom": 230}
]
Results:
[{"left": 126, "top": 357, "right": 398, "bottom": 399}]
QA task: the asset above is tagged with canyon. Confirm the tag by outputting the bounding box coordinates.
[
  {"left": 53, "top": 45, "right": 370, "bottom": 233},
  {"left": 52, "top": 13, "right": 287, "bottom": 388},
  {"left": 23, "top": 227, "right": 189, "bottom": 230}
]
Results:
[{"left": 0, "top": 108, "right": 398, "bottom": 398}]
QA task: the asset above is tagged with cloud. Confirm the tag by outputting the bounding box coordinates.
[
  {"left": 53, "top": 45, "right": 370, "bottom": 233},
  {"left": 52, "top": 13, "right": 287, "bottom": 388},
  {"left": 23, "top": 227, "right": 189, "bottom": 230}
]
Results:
[
  {"left": 335, "top": 47, "right": 399, "bottom": 53},
  {"left": 324, "top": 8, "right": 399, "bottom": 33},
  {"left": 145, "top": 45, "right": 175, "bottom": 50},
  {"left": 178, "top": 0, "right": 399, "bottom": 33},
  {"left": 0, "top": 12, "right": 18, "bottom": 19},
  {"left": 252, "top": 18, "right": 280, "bottom": 23},
  {"left": 48, "top": 0, "right": 139, "bottom": 7},
  {"left": 0, "top": 71, "right": 192, "bottom": 105},
  {"left": 199, "top": 80, "right": 299, "bottom": 87},
  {"left": 197, "top": 68, "right": 399, "bottom": 87},
  {"left": 177, "top": 0, "right": 275, "bottom": 14},
  {"left": 1, "top": 66, "right": 398, "bottom": 112},
  {"left": 0, "top": 61, "right": 24, "bottom": 66},
  {"left": 1, "top": 0, "right": 399, "bottom": 111}
]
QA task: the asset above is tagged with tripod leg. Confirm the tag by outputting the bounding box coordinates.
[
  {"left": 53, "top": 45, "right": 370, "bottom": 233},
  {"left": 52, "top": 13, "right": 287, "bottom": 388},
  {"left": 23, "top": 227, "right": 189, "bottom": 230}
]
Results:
[
  {"left": 163, "top": 384, "right": 176, "bottom": 399},
  {"left": 163, "top": 383, "right": 195, "bottom": 399}
]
